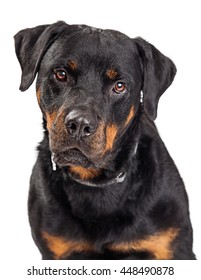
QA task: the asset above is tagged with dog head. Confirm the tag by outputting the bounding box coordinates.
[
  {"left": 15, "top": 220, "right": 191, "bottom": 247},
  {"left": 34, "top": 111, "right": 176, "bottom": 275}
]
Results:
[{"left": 15, "top": 21, "right": 176, "bottom": 177}]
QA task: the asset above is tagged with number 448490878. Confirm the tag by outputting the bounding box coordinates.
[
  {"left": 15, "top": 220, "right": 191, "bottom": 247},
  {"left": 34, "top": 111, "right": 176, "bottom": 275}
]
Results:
[{"left": 120, "top": 266, "right": 174, "bottom": 276}]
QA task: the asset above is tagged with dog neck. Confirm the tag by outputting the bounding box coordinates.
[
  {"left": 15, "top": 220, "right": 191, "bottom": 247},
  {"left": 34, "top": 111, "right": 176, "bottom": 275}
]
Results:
[
  {"left": 51, "top": 140, "right": 139, "bottom": 188},
  {"left": 68, "top": 169, "right": 127, "bottom": 187}
]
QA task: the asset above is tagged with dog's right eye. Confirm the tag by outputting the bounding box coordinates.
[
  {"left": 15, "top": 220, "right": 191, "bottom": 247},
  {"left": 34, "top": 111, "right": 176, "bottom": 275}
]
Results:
[{"left": 54, "top": 69, "right": 67, "bottom": 82}]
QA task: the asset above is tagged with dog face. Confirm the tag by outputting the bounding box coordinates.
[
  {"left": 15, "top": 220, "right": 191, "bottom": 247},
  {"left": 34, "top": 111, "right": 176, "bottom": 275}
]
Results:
[
  {"left": 36, "top": 26, "right": 143, "bottom": 169},
  {"left": 15, "top": 21, "right": 176, "bottom": 172}
]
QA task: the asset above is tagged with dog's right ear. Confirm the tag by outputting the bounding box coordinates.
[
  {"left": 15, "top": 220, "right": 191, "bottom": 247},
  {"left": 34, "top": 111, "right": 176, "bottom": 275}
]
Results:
[{"left": 14, "top": 21, "right": 67, "bottom": 91}]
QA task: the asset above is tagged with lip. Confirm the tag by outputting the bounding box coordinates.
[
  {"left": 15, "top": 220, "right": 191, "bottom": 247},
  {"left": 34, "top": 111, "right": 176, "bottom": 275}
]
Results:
[{"left": 53, "top": 148, "right": 92, "bottom": 167}]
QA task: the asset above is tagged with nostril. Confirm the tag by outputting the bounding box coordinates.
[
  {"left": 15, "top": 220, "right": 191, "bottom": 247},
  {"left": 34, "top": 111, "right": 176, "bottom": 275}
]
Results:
[
  {"left": 66, "top": 121, "right": 78, "bottom": 135},
  {"left": 67, "top": 121, "right": 77, "bottom": 131},
  {"left": 83, "top": 125, "right": 94, "bottom": 136}
]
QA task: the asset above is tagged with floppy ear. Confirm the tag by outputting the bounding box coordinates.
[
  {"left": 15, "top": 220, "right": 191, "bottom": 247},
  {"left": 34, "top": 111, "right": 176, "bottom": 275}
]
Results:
[
  {"left": 14, "top": 21, "right": 67, "bottom": 91},
  {"left": 134, "top": 37, "right": 176, "bottom": 120}
]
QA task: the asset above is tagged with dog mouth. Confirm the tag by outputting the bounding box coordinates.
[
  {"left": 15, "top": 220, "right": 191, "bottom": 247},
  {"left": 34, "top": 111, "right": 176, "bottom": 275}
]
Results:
[{"left": 52, "top": 148, "right": 93, "bottom": 168}]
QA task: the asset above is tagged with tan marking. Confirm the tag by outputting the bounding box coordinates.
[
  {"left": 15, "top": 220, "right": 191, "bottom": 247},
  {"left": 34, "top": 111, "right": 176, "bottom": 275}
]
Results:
[
  {"left": 104, "top": 124, "right": 118, "bottom": 152},
  {"left": 46, "top": 111, "right": 57, "bottom": 131},
  {"left": 36, "top": 89, "right": 41, "bottom": 104},
  {"left": 106, "top": 69, "right": 118, "bottom": 80},
  {"left": 69, "top": 166, "right": 101, "bottom": 180},
  {"left": 108, "top": 228, "right": 178, "bottom": 260},
  {"left": 90, "top": 122, "right": 105, "bottom": 151},
  {"left": 124, "top": 106, "right": 135, "bottom": 127},
  {"left": 68, "top": 60, "right": 78, "bottom": 71},
  {"left": 43, "top": 232, "right": 93, "bottom": 259}
]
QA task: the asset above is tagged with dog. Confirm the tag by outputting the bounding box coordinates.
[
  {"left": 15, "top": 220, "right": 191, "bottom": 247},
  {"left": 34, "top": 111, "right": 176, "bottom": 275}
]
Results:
[{"left": 14, "top": 21, "right": 195, "bottom": 260}]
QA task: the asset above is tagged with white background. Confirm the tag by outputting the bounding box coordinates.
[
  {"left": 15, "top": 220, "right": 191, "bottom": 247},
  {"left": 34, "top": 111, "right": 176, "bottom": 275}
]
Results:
[{"left": 1, "top": 0, "right": 200, "bottom": 277}]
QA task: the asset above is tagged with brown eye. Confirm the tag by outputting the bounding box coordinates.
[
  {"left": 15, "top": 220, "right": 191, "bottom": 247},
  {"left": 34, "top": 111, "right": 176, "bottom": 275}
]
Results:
[
  {"left": 113, "top": 82, "right": 126, "bottom": 94},
  {"left": 54, "top": 69, "right": 67, "bottom": 82}
]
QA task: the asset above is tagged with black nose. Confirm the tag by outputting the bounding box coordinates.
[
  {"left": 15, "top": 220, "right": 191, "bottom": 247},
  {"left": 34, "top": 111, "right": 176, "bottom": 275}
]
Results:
[{"left": 65, "top": 109, "right": 97, "bottom": 139}]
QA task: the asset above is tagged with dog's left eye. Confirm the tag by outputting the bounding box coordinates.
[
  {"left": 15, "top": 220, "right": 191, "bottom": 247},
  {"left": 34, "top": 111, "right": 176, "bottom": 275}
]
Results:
[
  {"left": 113, "top": 82, "right": 127, "bottom": 94},
  {"left": 54, "top": 69, "right": 67, "bottom": 82}
]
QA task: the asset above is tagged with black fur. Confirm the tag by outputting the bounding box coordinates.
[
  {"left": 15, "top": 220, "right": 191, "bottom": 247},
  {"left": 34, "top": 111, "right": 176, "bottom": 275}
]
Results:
[{"left": 14, "top": 21, "right": 195, "bottom": 259}]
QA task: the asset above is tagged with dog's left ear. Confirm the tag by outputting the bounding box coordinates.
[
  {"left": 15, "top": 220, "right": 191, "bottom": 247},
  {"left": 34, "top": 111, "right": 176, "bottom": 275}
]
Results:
[
  {"left": 134, "top": 37, "right": 176, "bottom": 120},
  {"left": 14, "top": 21, "right": 67, "bottom": 91}
]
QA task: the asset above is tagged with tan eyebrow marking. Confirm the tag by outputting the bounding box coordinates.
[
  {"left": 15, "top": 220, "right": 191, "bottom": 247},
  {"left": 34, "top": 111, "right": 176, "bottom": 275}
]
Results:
[
  {"left": 106, "top": 69, "right": 118, "bottom": 80},
  {"left": 67, "top": 60, "right": 78, "bottom": 71}
]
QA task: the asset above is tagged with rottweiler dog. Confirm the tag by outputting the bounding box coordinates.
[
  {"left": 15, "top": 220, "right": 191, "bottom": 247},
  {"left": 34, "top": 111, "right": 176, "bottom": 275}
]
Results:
[{"left": 14, "top": 21, "right": 195, "bottom": 260}]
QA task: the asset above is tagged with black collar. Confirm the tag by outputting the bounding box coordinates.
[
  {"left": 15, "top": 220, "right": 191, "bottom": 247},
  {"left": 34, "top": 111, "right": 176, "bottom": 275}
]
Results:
[{"left": 68, "top": 170, "right": 127, "bottom": 187}]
